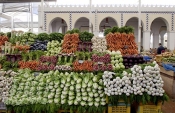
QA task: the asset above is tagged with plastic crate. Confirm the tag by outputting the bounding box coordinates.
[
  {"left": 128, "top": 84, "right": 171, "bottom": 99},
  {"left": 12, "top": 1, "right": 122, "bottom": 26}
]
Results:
[
  {"left": 58, "top": 110, "right": 77, "bottom": 113},
  {"left": 108, "top": 102, "right": 130, "bottom": 113},
  {"left": 58, "top": 110, "right": 106, "bottom": 113},
  {"left": 137, "top": 102, "right": 162, "bottom": 113},
  {"left": 0, "top": 103, "right": 6, "bottom": 110}
]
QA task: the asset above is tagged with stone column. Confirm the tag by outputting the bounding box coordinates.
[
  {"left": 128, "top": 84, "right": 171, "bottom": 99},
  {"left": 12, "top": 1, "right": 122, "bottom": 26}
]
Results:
[
  {"left": 153, "top": 33, "right": 159, "bottom": 49},
  {"left": 160, "top": 35, "right": 164, "bottom": 47},
  {"left": 167, "top": 31, "right": 175, "bottom": 51},
  {"left": 143, "top": 30, "right": 151, "bottom": 50}
]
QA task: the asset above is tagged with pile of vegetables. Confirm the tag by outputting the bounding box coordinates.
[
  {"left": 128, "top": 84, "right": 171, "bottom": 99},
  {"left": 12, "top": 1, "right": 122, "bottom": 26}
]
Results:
[
  {"left": 14, "top": 45, "right": 30, "bottom": 52},
  {"left": 5, "top": 70, "right": 106, "bottom": 113},
  {"left": 0, "top": 30, "right": 169, "bottom": 112},
  {"left": 0, "top": 70, "right": 17, "bottom": 103},
  {"left": 61, "top": 33, "right": 79, "bottom": 54},
  {"left": 162, "top": 56, "right": 175, "bottom": 63},
  {"left": 30, "top": 40, "right": 48, "bottom": 51},
  {"left": 123, "top": 55, "right": 145, "bottom": 69},
  {"left": 75, "top": 52, "right": 92, "bottom": 61},
  {"left": 92, "top": 53, "right": 111, "bottom": 63},
  {"left": 36, "top": 63, "right": 55, "bottom": 71},
  {"left": 20, "top": 32, "right": 37, "bottom": 45},
  {"left": 5, "top": 54, "right": 22, "bottom": 63},
  {"left": 18, "top": 51, "right": 44, "bottom": 70},
  {"left": 0, "top": 35, "right": 8, "bottom": 46},
  {"left": 91, "top": 36, "right": 107, "bottom": 53},
  {"left": 78, "top": 41, "right": 92, "bottom": 52},
  {"left": 46, "top": 40, "right": 62, "bottom": 56},
  {"left": 73, "top": 60, "right": 93, "bottom": 71},
  {"left": 37, "top": 56, "right": 57, "bottom": 71},
  {"left": 18, "top": 60, "right": 40, "bottom": 70},
  {"left": 91, "top": 53, "right": 113, "bottom": 71},
  {"left": 9, "top": 30, "right": 23, "bottom": 44},
  {"left": 37, "top": 33, "right": 50, "bottom": 41},
  {"left": 0, "top": 56, "right": 18, "bottom": 71},
  {"left": 102, "top": 62, "right": 168, "bottom": 105},
  {"left": 107, "top": 50, "right": 125, "bottom": 71},
  {"left": 79, "top": 31, "right": 94, "bottom": 42},
  {"left": 105, "top": 26, "right": 138, "bottom": 55},
  {"left": 49, "top": 32, "right": 64, "bottom": 41},
  {"left": 40, "top": 56, "right": 57, "bottom": 65},
  {"left": 130, "top": 63, "right": 165, "bottom": 96},
  {"left": 57, "top": 53, "right": 75, "bottom": 66}
]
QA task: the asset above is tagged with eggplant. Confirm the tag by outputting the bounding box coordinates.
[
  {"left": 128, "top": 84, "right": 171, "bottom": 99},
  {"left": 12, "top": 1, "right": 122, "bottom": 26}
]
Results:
[
  {"left": 125, "top": 66, "right": 129, "bottom": 69},
  {"left": 124, "top": 63, "right": 128, "bottom": 66},
  {"left": 129, "top": 59, "right": 133, "bottom": 63},
  {"left": 139, "top": 59, "right": 142, "bottom": 62}
]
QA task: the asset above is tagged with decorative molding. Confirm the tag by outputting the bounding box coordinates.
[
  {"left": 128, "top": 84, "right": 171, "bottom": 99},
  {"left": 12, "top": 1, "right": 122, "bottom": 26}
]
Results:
[
  {"left": 171, "top": 13, "right": 174, "bottom": 31},
  {"left": 44, "top": 11, "right": 175, "bottom": 14},
  {"left": 95, "top": 10, "right": 98, "bottom": 32},
  {"left": 142, "top": 11, "right": 174, "bottom": 14},
  {"left": 121, "top": 13, "right": 123, "bottom": 27},
  {"left": 69, "top": 13, "right": 72, "bottom": 30},
  {"left": 45, "top": 4, "right": 175, "bottom": 8},
  {"left": 44, "top": 13, "right": 47, "bottom": 31},
  {"left": 146, "top": 13, "right": 149, "bottom": 31}
]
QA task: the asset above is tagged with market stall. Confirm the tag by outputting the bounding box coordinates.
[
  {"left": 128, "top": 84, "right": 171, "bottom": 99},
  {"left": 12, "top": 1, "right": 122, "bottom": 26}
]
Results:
[{"left": 0, "top": 27, "right": 168, "bottom": 113}]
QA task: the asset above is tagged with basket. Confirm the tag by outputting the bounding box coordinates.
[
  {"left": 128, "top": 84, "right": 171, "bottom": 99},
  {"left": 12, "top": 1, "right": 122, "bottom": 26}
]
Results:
[
  {"left": 137, "top": 102, "right": 162, "bottom": 113},
  {"left": 108, "top": 102, "right": 130, "bottom": 113}
]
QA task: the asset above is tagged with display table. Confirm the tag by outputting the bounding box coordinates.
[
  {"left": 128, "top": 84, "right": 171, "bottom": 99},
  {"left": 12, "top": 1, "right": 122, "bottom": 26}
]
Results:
[{"left": 159, "top": 66, "right": 175, "bottom": 98}]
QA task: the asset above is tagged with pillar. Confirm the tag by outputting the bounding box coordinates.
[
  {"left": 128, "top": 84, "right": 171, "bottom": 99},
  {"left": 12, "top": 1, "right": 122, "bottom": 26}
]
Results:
[
  {"left": 167, "top": 31, "right": 175, "bottom": 51},
  {"left": 94, "top": 9, "right": 98, "bottom": 36},
  {"left": 160, "top": 34, "right": 164, "bottom": 47},
  {"left": 153, "top": 33, "right": 159, "bottom": 49},
  {"left": 143, "top": 30, "right": 151, "bottom": 50}
]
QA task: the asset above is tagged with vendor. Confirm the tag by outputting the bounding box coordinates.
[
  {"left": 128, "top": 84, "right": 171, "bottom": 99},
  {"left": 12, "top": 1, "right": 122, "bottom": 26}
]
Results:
[
  {"left": 140, "top": 46, "right": 144, "bottom": 53},
  {"left": 157, "top": 43, "right": 165, "bottom": 54}
]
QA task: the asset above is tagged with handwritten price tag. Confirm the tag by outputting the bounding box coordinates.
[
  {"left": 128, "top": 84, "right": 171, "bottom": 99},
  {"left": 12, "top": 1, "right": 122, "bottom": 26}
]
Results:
[{"left": 78, "top": 60, "right": 84, "bottom": 64}]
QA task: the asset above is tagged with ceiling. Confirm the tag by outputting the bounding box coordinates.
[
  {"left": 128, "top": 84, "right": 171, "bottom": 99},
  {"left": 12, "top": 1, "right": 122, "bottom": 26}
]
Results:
[{"left": 0, "top": 0, "right": 56, "bottom": 3}]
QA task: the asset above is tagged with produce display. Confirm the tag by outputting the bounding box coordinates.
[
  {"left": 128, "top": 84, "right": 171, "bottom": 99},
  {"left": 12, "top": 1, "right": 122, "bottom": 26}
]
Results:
[
  {"left": 161, "top": 52, "right": 173, "bottom": 57},
  {"left": 0, "top": 35, "right": 8, "bottom": 46},
  {"left": 61, "top": 33, "right": 79, "bottom": 54},
  {"left": 162, "top": 56, "right": 175, "bottom": 63},
  {"left": 46, "top": 40, "right": 62, "bottom": 56},
  {"left": 107, "top": 50, "right": 125, "bottom": 71},
  {"left": 5, "top": 70, "right": 106, "bottom": 113},
  {"left": 103, "top": 62, "right": 167, "bottom": 105},
  {"left": 91, "top": 36, "right": 107, "bottom": 52},
  {"left": 0, "top": 70, "right": 17, "bottom": 103},
  {"left": 123, "top": 55, "right": 145, "bottom": 69},
  {"left": 20, "top": 32, "right": 37, "bottom": 45},
  {"left": 78, "top": 41, "right": 92, "bottom": 52},
  {"left": 0, "top": 28, "right": 169, "bottom": 113},
  {"left": 105, "top": 26, "right": 138, "bottom": 55},
  {"left": 30, "top": 40, "right": 48, "bottom": 51}
]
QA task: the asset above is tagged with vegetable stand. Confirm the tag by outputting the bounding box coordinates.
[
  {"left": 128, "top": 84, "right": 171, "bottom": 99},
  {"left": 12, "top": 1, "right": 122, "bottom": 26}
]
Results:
[{"left": 0, "top": 28, "right": 169, "bottom": 113}]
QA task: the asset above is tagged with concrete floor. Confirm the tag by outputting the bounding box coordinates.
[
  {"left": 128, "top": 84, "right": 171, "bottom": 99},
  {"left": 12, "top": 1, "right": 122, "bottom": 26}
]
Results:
[{"left": 162, "top": 98, "right": 175, "bottom": 113}]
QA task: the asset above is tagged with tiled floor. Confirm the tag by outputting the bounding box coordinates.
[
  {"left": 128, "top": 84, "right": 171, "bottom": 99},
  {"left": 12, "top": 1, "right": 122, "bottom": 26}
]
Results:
[{"left": 162, "top": 98, "right": 175, "bottom": 113}]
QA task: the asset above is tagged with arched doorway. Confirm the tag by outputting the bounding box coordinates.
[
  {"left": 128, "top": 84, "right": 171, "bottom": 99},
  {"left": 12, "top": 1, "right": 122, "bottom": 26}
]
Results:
[
  {"left": 150, "top": 17, "right": 168, "bottom": 49},
  {"left": 125, "top": 17, "right": 144, "bottom": 46},
  {"left": 49, "top": 17, "right": 67, "bottom": 34},
  {"left": 74, "top": 17, "right": 91, "bottom": 32},
  {"left": 99, "top": 17, "right": 118, "bottom": 32}
]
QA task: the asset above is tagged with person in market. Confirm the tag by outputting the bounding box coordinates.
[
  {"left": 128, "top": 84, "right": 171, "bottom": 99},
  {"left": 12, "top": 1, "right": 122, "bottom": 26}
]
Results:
[
  {"left": 157, "top": 43, "right": 165, "bottom": 54},
  {"left": 140, "top": 46, "right": 144, "bottom": 53}
]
